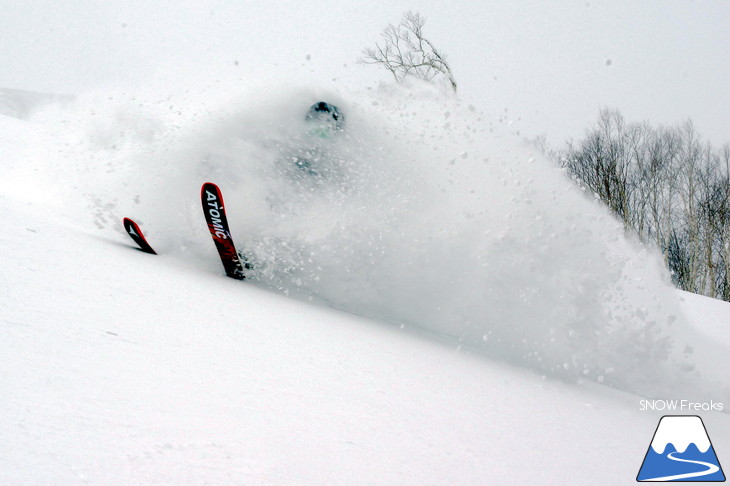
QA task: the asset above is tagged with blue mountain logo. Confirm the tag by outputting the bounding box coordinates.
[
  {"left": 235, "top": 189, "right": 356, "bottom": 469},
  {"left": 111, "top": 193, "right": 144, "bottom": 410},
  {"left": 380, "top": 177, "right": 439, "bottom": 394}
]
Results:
[{"left": 637, "top": 415, "right": 725, "bottom": 482}]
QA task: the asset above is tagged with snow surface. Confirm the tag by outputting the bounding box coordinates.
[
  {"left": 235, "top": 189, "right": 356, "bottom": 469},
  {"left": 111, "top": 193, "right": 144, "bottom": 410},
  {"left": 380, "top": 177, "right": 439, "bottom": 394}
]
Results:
[{"left": 1, "top": 86, "right": 729, "bottom": 484}]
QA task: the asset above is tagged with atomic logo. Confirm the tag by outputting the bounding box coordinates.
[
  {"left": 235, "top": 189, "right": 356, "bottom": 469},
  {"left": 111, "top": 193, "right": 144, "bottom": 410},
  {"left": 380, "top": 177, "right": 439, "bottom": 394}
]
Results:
[{"left": 637, "top": 415, "right": 725, "bottom": 482}]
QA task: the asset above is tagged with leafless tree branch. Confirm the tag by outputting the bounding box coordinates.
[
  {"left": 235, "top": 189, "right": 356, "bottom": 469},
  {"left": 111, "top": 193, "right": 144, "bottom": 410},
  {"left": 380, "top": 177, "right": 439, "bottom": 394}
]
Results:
[
  {"left": 541, "top": 109, "right": 730, "bottom": 300},
  {"left": 360, "top": 11, "right": 457, "bottom": 93}
]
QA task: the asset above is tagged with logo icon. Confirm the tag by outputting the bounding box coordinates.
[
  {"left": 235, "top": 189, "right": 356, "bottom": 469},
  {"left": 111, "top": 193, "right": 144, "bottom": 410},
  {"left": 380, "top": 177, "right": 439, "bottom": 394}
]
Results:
[{"left": 637, "top": 415, "right": 725, "bottom": 482}]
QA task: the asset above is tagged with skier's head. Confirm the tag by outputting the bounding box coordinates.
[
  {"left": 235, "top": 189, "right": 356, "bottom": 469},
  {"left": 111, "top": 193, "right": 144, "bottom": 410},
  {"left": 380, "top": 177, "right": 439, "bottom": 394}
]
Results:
[{"left": 305, "top": 101, "right": 344, "bottom": 137}]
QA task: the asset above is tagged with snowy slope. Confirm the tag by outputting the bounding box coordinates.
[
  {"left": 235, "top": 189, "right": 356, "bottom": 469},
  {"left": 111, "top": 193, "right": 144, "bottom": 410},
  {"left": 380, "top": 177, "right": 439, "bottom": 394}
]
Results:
[
  {"left": 1, "top": 88, "right": 729, "bottom": 484},
  {"left": 2, "top": 191, "right": 728, "bottom": 485}
]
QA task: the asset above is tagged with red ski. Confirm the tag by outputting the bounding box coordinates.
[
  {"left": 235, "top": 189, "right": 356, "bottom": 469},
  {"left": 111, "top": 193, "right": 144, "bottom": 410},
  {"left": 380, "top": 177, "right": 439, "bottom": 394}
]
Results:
[
  {"left": 201, "top": 182, "right": 246, "bottom": 280},
  {"left": 123, "top": 217, "right": 157, "bottom": 254}
]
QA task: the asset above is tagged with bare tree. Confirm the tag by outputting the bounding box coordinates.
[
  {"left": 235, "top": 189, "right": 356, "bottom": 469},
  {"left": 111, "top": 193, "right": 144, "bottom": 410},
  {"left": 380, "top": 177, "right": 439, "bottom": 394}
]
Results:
[
  {"left": 560, "top": 109, "right": 633, "bottom": 226},
  {"left": 640, "top": 127, "right": 681, "bottom": 257},
  {"left": 546, "top": 109, "right": 730, "bottom": 301},
  {"left": 360, "top": 11, "right": 457, "bottom": 93},
  {"left": 676, "top": 120, "right": 704, "bottom": 292}
]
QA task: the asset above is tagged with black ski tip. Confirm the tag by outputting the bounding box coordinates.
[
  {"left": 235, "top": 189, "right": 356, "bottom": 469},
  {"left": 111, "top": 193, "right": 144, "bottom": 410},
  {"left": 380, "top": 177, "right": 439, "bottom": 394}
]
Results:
[
  {"left": 201, "top": 181, "right": 221, "bottom": 199},
  {"left": 123, "top": 217, "right": 157, "bottom": 255}
]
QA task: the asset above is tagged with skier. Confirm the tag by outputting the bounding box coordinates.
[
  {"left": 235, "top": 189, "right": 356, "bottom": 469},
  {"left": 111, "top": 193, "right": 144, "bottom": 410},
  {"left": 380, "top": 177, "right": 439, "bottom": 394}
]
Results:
[
  {"left": 305, "top": 101, "right": 344, "bottom": 136},
  {"left": 294, "top": 101, "right": 345, "bottom": 174},
  {"left": 126, "top": 102, "right": 348, "bottom": 279}
]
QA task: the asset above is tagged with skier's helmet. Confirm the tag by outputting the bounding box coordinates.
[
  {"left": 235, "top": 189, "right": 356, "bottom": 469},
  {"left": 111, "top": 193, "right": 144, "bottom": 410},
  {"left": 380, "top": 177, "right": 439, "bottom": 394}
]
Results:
[{"left": 305, "top": 101, "right": 344, "bottom": 136}]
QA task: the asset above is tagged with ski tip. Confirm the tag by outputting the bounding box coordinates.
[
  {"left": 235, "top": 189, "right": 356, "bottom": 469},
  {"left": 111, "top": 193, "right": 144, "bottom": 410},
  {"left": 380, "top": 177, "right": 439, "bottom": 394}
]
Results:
[
  {"left": 122, "top": 217, "right": 137, "bottom": 235},
  {"left": 122, "top": 217, "right": 157, "bottom": 255},
  {"left": 201, "top": 181, "right": 220, "bottom": 193},
  {"left": 201, "top": 182, "right": 224, "bottom": 203}
]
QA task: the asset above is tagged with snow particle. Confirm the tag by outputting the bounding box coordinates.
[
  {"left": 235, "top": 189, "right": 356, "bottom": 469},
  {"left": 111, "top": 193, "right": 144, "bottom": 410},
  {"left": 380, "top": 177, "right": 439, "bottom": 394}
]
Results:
[{"left": 605, "top": 59, "right": 612, "bottom": 67}]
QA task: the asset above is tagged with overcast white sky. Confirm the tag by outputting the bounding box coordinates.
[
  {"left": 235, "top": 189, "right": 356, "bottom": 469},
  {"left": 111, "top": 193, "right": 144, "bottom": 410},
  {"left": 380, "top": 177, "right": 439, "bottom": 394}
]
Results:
[{"left": 1, "top": 0, "right": 728, "bottom": 145}]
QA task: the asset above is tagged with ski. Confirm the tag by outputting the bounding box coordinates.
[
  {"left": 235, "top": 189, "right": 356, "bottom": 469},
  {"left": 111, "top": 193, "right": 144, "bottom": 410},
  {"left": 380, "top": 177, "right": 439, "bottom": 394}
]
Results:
[
  {"left": 123, "top": 217, "right": 157, "bottom": 254},
  {"left": 201, "top": 182, "right": 246, "bottom": 280}
]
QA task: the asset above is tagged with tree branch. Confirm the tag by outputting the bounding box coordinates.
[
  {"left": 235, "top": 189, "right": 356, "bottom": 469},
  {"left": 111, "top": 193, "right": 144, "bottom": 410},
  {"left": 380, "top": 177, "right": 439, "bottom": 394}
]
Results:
[{"left": 360, "top": 11, "right": 457, "bottom": 93}]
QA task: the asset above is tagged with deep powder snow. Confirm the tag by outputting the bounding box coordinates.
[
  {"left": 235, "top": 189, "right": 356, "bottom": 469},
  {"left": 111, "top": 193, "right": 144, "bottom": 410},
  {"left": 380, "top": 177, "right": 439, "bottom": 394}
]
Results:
[{"left": 6, "top": 82, "right": 727, "bottom": 399}]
